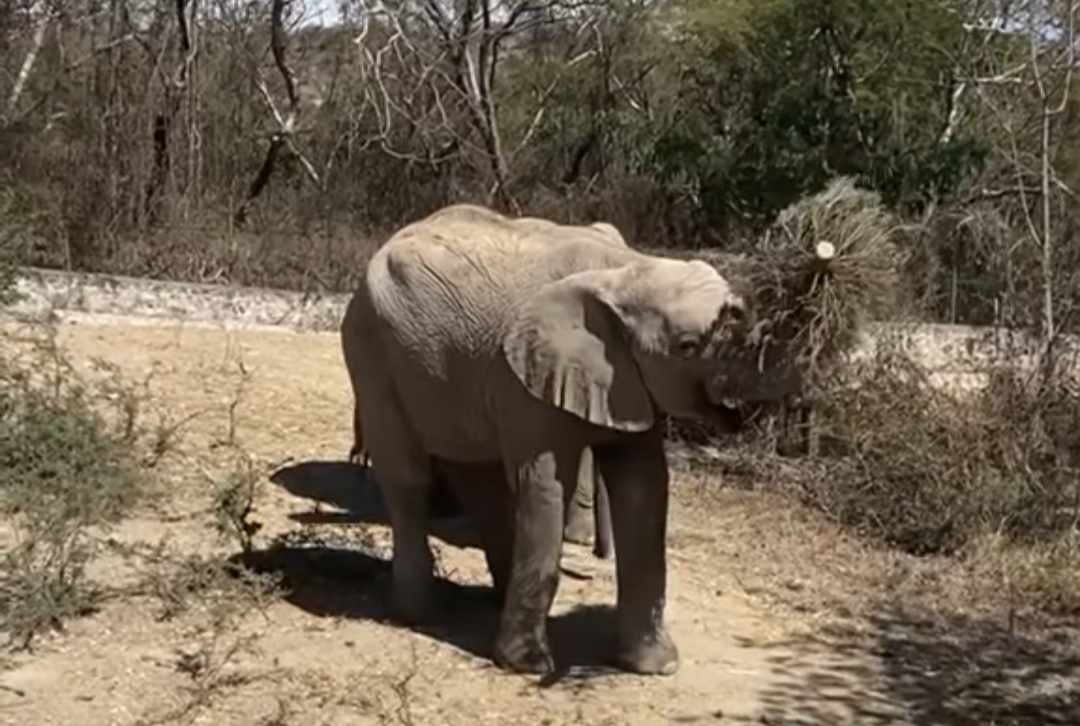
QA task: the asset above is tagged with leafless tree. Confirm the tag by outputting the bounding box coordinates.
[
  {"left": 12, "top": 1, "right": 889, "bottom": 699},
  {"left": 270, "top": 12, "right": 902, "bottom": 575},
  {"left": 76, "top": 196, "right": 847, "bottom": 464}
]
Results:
[
  {"left": 351, "top": 0, "right": 599, "bottom": 211},
  {"left": 965, "top": 0, "right": 1078, "bottom": 352},
  {"left": 2, "top": 0, "right": 55, "bottom": 128}
]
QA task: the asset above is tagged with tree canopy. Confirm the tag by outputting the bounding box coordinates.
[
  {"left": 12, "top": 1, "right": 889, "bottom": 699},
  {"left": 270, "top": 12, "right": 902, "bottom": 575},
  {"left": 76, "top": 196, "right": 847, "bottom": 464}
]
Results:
[{"left": 1, "top": 0, "right": 1077, "bottom": 330}]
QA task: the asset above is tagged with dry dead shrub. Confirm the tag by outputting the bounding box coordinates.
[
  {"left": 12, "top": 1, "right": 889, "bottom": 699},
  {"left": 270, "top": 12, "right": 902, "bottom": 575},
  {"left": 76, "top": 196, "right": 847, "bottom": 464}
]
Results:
[
  {"left": 800, "top": 333, "right": 1080, "bottom": 558},
  {"left": 978, "top": 364, "right": 1080, "bottom": 537}
]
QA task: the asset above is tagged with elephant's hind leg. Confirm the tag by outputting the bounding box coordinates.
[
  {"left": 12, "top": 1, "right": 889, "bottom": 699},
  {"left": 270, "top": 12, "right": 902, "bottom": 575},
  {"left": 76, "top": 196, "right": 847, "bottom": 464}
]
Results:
[
  {"left": 361, "top": 386, "right": 437, "bottom": 624},
  {"left": 438, "top": 462, "right": 514, "bottom": 603},
  {"left": 348, "top": 400, "right": 370, "bottom": 467},
  {"left": 562, "top": 447, "right": 596, "bottom": 545},
  {"left": 562, "top": 447, "right": 615, "bottom": 560},
  {"left": 592, "top": 471, "right": 614, "bottom": 560},
  {"left": 492, "top": 449, "right": 573, "bottom": 675},
  {"left": 371, "top": 430, "right": 437, "bottom": 623}
]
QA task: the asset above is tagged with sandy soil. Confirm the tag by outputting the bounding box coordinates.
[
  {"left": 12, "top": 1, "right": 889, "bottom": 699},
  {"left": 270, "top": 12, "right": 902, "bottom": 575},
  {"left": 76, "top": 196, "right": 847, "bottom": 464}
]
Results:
[{"left": 0, "top": 316, "right": 1076, "bottom": 726}]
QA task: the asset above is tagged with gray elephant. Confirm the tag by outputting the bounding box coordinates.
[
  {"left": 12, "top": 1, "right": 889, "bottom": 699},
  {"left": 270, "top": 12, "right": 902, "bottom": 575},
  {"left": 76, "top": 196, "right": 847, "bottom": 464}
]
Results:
[
  {"left": 344, "top": 212, "right": 621, "bottom": 560},
  {"left": 340, "top": 204, "right": 749, "bottom": 676}
]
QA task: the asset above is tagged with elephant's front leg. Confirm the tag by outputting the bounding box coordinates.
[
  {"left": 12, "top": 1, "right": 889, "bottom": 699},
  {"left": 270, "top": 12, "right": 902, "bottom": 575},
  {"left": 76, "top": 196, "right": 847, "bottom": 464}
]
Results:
[
  {"left": 493, "top": 451, "right": 567, "bottom": 674},
  {"left": 595, "top": 431, "right": 679, "bottom": 675}
]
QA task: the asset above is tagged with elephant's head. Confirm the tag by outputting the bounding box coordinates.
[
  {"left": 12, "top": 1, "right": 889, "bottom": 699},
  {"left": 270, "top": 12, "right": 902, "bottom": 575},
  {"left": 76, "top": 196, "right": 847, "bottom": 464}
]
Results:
[{"left": 502, "top": 257, "right": 755, "bottom": 433}]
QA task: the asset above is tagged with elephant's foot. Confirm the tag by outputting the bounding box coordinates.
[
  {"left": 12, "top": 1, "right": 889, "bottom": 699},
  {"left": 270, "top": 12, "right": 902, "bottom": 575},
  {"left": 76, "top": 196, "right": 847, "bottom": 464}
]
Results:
[
  {"left": 493, "top": 631, "right": 555, "bottom": 675},
  {"left": 391, "top": 588, "right": 437, "bottom": 625},
  {"left": 391, "top": 584, "right": 436, "bottom": 625},
  {"left": 615, "top": 627, "right": 679, "bottom": 675}
]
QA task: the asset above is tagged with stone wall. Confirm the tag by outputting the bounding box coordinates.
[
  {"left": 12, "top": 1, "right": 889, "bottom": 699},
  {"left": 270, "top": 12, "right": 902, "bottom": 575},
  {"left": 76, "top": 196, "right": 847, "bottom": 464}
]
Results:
[
  {"left": 5, "top": 267, "right": 1078, "bottom": 392},
  {"left": 7, "top": 267, "right": 347, "bottom": 334}
]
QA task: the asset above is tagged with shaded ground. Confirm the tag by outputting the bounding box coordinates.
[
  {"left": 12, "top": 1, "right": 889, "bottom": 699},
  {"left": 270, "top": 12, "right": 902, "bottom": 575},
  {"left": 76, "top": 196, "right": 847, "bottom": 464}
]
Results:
[{"left": 0, "top": 315, "right": 1077, "bottom": 725}]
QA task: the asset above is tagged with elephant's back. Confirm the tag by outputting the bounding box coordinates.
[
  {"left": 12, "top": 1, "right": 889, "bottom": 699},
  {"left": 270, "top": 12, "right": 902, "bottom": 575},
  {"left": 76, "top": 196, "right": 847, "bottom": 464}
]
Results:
[
  {"left": 369, "top": 229, "right": 525, "bottom": 333},
  {"left": 358, "top": 210, "right": 640, "bottom": 458},
  {"left": 360, "top": 222, "right": 546, "bottom": 458},
  {"left": 369, "top": 220, "right": 580, "bottom": 326}
]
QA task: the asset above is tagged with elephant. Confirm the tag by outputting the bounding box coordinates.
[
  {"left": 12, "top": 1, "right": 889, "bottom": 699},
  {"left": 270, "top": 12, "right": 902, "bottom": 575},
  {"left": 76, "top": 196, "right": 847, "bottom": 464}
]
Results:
[
  {"left": 340, "top": 203, "right": 751, "bottom": 677},
  {"left": 343, "top": 209, "right": 623, "bottom": 560}
]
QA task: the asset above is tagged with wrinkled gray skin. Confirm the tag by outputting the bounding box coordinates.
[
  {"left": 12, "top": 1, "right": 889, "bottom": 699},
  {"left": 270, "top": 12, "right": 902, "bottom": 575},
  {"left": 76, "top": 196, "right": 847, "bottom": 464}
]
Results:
[
  {"left": 514, "top": 216, "right": 626, "bottom": 559},
  {"left": 341, "top": 204, "right": 749, "bottom": 676}
]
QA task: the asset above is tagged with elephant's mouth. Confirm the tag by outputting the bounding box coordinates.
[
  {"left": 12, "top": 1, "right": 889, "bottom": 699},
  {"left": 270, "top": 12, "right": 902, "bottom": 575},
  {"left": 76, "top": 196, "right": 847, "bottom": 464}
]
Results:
[
  {"left": 706, "top": 369, "right": 744, "bottom": 404},
  {"left": 699, "top": 396, "right": 744, "bottom": 434}
]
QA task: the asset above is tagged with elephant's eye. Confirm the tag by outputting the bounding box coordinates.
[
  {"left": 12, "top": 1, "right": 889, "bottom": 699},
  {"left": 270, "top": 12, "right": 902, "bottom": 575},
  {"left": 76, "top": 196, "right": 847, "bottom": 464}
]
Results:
[
  {"left": 676, "top": 335, "right": 701, "bottom": 357},
  {"left": 720, "top": 304, "right": 746, "bottom": 325},
  {"left": 716, "top": 305, "right": 747, "bottom": 342}
]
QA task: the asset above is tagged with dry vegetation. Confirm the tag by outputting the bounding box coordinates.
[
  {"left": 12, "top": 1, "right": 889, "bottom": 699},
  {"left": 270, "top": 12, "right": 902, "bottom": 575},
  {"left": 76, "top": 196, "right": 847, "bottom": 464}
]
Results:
[
  {"left": 2, "top": 1, "right": 1080, "bottom": 720},
  {"left": 673, "top": 181, "right": 1080, "bottom": 618},
  {"left": 3, "top": 174, "right": 1080, "bottom": 723}
]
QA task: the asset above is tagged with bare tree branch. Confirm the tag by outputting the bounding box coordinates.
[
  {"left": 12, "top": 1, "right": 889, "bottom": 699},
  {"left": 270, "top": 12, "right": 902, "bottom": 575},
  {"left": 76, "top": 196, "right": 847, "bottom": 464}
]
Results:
[
  {"left": 270, "top": 0, "right": 298, "bottom": 110},
  {"left": 350, "top": 0, "right": 600, "bottom": 212},
  {"left": 234, "top": 0, "right": 322, "bottom": 227}
]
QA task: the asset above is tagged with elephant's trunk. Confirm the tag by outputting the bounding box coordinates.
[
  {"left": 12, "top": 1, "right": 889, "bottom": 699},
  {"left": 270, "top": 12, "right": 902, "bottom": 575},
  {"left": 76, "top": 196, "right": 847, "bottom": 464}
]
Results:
[{"left": 706, "top": 338, "right": 806, "bottom": 405}]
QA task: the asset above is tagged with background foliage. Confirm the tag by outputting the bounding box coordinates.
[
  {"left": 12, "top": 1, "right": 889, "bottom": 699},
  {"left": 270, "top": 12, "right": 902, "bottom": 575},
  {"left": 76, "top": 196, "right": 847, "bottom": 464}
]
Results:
[{"left": 1, "top": 0, "right": 1076, "bottom": 333}]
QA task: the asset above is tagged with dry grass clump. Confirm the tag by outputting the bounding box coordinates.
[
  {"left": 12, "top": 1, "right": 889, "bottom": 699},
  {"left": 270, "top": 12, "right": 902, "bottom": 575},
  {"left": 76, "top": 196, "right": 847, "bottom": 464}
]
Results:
[
  {"left": 749, "top": 177, "right": 906, "bottom": 379},
  {"left": 669, "top": 177, "right": 905, "bottom": 395},
  {"left": 662, "top": 177, "right": 905, "bottom": 449}
]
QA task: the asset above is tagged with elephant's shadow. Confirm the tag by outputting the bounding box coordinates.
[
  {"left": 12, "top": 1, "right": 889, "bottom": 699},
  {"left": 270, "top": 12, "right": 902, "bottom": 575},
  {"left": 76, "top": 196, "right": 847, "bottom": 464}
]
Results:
[
  {"left": 269, "top": 459, "right": 483, "bottom": 548},
  {"left": 259, "top": 459, "right": 621, "bottom": 681}
]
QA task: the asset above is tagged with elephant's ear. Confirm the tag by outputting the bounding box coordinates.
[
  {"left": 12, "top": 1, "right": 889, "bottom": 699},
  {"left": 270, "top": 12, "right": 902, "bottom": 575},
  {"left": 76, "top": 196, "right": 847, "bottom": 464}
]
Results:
[{"left": 502, "top": 276, "right": 655, "bottom": 432}]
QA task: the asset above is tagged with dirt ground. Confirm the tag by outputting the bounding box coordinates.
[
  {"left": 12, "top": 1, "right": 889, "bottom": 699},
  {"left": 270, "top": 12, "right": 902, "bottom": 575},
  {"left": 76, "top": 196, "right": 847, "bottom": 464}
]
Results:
[{"left": 1, "top": 315, "right": 1078, "bottom": 726}]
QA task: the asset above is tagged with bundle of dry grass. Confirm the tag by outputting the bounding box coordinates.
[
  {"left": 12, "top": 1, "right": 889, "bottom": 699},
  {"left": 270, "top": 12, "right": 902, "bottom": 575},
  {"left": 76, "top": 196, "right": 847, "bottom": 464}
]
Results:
[
  {"left": 760, "top": 176, "right": 903, "bottom": 356},
  {"left": 692, "top": 177, "right": 906, "bottom": 390},
  {"left": 654, "top": 178, "right": 905, "bottom": 455}
]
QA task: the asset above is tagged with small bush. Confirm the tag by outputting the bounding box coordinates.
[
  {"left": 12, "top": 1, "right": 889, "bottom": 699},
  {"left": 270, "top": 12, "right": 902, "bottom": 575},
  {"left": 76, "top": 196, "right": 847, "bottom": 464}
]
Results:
[
  {"left": 0, "top": 328, "right": 145, "bottom": 516},
  {"left": 0, "top": 323, "right": 157, "bottom": 647},
  {"left": 210, "top": 456, "right": 265, "bottom": 555}
]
